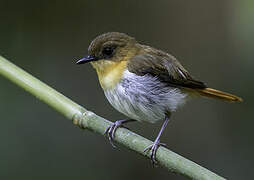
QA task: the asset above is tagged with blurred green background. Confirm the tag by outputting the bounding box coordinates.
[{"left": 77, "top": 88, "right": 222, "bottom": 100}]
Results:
[{"left": 0, "top": 0, "right": 253, "bottom": 179}]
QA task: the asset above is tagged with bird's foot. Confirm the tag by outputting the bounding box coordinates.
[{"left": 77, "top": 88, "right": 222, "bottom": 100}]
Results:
[
  {"left": 144, "top": 140, "right": 166, "bottom": 165},
  {"left": 104, "top": 119, "right": 133, "bottom": 148}
]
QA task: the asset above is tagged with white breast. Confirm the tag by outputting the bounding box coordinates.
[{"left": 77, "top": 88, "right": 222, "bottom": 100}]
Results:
[{"left": 104, "top": 70, "right": 188, "bottom": 123}]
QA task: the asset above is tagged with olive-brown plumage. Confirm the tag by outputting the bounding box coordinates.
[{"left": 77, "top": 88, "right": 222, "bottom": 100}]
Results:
[{"left": 77, "top": 32, "right": 242, "bottom": 164}]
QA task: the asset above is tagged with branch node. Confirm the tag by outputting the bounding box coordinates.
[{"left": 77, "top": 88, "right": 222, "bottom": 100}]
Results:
[{"left": 72, "top": 112, "right": 86, "bottom": 129}]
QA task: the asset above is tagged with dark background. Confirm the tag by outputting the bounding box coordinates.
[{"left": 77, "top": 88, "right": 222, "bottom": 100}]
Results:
[{"left": 0, "top": 0, "right": 253, "bottom": 179}]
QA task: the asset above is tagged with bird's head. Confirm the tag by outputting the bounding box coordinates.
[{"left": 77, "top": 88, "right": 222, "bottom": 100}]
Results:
[
  {"left": 77, "top": 32, "right": 141, "bottom": 89},
  {"left": 77, "top": 32, "right": 140, "bottom": 71}
]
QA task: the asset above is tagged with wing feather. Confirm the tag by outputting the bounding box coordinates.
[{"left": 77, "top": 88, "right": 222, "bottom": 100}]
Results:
[{"left": 127, "top": 47, "right": 207, "bottom": 89}]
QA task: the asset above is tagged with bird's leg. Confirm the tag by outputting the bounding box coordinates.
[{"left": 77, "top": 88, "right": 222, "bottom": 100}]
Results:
[
  {"left": 144, "top": 115, "right": 170, "bottom": 165},
  {"left": 104, "top": 119, "right": 136, "bottom": 148}
]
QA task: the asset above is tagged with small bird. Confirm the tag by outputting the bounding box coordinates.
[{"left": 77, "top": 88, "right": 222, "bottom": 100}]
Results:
[{"left": 76, "top": 32, "right": 242, "bottom": 163}]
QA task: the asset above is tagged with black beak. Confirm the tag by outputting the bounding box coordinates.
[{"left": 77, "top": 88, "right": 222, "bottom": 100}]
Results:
[{"left": 76, "top": 55, "right": 98, "bottom": 64}]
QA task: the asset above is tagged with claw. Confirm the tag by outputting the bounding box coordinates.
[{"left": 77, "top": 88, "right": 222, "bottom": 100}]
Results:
[
  {"left": 104, "top": 120, "right": 127, "bottom": 148},
  {"left": 112, "top": 125, "right": 118, "bottom": 138},
  {"left": 104, "top": 123, "right": 118, "bottom": 148},
  {"left": 104, "top": 119, "right": 136, "bottom": 148},
  {"left": 144, "top": 141, "right": 166, "bottom": 165}
]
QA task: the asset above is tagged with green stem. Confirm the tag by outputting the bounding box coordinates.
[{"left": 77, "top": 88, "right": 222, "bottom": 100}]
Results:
[{"left": 0, "top": 55, "right": 226, "bottom": 180}]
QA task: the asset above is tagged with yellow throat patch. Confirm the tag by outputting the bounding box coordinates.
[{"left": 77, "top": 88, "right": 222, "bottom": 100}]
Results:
[{"left": 91, "top": 60, "right": 127, "bottom": 90}]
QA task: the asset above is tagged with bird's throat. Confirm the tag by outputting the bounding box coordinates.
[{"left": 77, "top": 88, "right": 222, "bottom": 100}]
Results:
[{"left": 91, "top": 60, "right": 127, "bottom": 90}]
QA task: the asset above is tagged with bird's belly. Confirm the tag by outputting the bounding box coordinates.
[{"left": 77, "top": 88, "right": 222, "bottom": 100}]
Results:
[{"left": 103, "top": 70, "right": 188, "bottom": 123}]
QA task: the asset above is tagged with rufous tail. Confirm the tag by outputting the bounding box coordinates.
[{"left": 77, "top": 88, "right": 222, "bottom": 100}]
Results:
[{"left": 196, "top": 88, "right": 243, "bottom": 102}]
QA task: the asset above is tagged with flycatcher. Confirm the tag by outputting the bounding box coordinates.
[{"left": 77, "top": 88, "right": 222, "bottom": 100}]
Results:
[{"left": 76, "top": 32, "right": 242, "bottom": 163}]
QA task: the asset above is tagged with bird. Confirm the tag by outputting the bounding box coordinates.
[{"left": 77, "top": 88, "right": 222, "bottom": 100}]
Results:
[{"left": 76, "top": 32, "right": 242, "bottom": 164}]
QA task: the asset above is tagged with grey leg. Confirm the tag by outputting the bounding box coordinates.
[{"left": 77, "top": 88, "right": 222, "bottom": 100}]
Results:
[
  {"left": 144, "top": 115, "right": 170, "bottom": 165},
  {"left": 104, "top": 119, "right": 136, "bottom": 148}
]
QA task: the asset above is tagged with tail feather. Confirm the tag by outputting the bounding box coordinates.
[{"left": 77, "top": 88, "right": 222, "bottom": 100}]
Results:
[{"left": 196, "top": 88, "right": 243, "bottom": 102}]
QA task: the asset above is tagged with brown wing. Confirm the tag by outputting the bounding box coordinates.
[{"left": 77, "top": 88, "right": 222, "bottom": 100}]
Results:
[
  {"left": 127, "top": 48, "right": 207, "bottom": 89},
  {"left": 127, "top": 46, "right": 243, "bottom": 102}
]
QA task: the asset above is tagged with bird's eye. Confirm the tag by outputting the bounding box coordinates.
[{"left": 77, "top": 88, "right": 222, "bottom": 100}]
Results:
[{"left": 102, "top": 46, "right": 115, "bottom": 58}]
